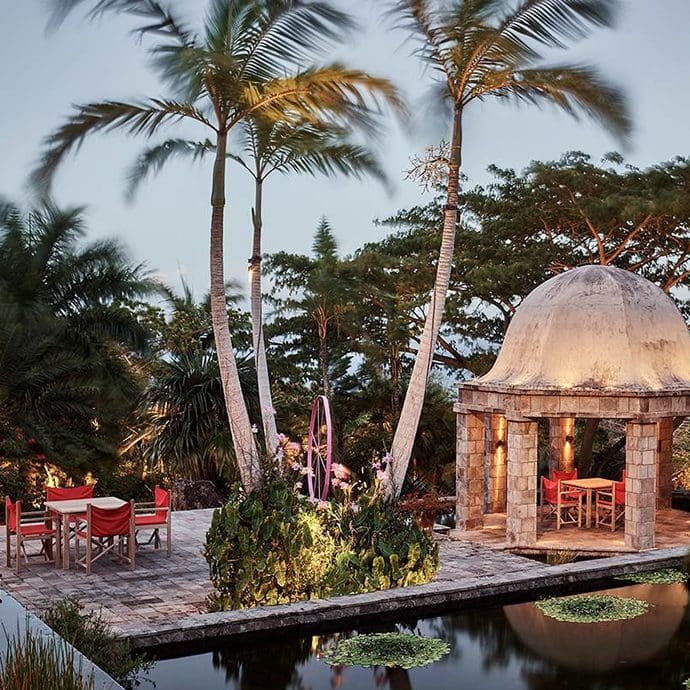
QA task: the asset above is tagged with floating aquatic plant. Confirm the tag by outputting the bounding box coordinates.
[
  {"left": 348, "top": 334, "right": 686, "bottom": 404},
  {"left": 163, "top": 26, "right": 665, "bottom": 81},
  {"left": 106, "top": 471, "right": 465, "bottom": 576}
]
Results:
[
  {"left": 614, "top": 569, "right": 687, "bottom": 585},
  {"left": 323, "top": 632, "right": 450, "bottom": 669},
  {"left": 535, "top": 594, "right": 649, "bottom": 623}
]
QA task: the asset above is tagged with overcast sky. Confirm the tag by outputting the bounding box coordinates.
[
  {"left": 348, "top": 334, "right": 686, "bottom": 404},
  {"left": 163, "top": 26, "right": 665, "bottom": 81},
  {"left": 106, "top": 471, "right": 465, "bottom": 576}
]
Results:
[{"left": 2, "top": 1, "right": 690, "bottom": 301}]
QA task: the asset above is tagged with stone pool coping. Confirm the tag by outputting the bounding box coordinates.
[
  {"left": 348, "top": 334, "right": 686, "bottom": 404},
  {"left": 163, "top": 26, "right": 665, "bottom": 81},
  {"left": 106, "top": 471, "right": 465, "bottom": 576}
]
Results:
[{"left": 128, "top": 544, "right": 687, "bottom": 651}]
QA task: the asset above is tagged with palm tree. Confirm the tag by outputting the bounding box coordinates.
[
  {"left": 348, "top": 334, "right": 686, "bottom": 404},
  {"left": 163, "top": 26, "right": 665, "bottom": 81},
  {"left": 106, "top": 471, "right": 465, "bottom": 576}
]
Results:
[
  {"left": 385, "top": 0, "right": 631, "bottom": 497},
  {"left": 126, "top": 117, "right": 385, "bottom": 456},
  {"left": 0, "top": 200, "right": 152, "bottom": 478},
  {"left": 35, "top": 0, "right": 401, "bottom": 491}
]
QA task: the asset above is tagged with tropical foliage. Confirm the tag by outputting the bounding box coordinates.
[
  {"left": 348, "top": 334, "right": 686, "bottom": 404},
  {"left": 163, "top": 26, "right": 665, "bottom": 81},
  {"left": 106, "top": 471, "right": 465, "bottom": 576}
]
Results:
[
  {"left": 385, "top": 0, "right": 631, "bottom": 497},
  {"left": 38, "top": 0, "right": 401, "bottom": 492},
  {"left": 0, "top": 201, "right": 151, "bottom": 499},
  {"left": 205, "top": 477, "right": 439, "bottom": 610}
]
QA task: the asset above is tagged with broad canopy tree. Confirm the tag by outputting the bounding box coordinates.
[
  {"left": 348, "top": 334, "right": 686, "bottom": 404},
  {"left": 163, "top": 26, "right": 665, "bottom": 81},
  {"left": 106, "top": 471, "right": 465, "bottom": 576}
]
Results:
[{"left": 36, "top": 0, "right": 401, "bottom": 491}]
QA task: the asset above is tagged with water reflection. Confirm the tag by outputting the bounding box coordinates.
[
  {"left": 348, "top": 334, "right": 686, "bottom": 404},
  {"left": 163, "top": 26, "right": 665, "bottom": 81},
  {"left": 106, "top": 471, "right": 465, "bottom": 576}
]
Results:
[
  {"left": 149, "top": 583, "right": 690, "bottom": 690},
  {"left": 504, "top": 583, "right": 689, "bottom": 672}
]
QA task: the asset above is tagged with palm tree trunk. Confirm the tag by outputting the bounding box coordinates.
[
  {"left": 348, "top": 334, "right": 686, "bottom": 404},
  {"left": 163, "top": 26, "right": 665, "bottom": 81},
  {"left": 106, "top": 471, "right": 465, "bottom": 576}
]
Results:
[
  {"left": 249, "top": 177, "right": 279, "bottom": 455},
  {"left": 387, "top": 107, "right": 463, "bottom": 499},
  {"left": 210, "top": 131, "right": 261, "bottom": 491}
]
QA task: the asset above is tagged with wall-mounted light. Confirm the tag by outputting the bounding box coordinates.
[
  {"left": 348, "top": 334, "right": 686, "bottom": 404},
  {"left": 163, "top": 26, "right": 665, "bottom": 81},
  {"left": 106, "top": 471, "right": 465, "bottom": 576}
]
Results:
[
  {"left": 495, "top": 439, "right": 505, "bottom": 449},
  {"left": 565, "top": 434, "right": 574, "bottom": 443}
]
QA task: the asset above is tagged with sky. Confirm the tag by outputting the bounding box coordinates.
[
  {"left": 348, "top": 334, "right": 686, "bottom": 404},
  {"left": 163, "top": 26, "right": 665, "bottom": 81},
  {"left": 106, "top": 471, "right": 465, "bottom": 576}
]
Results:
[{"left": 2, "top": 1, "right": 690, "bottom": 302}]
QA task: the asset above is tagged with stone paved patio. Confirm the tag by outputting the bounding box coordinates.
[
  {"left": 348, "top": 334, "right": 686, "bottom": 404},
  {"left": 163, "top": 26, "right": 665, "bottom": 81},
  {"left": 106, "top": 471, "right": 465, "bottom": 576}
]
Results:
[{"left": 1, "top": 509, "right": 687, "bottom": 650}]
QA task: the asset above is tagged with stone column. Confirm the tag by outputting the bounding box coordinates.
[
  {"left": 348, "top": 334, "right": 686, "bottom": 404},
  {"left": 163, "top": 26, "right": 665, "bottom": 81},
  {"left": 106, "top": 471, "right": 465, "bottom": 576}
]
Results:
[
  {"left": 657, "top": 417, "right": 674, "bottom": 510},
  {"left": 488, "top": 413, "right": 507, "bottom": 513},
  {"left": 547, "top": 417, "right": 575, "bottom": 475},
  {"left": 506, "top": 419, "right": 538, "bottom": 547},
  {"left": 456, "top": 411, "right": 486, "bottom": 530},
  {"left": 625, "top": 421, "right": 657, "bottom": 550}
]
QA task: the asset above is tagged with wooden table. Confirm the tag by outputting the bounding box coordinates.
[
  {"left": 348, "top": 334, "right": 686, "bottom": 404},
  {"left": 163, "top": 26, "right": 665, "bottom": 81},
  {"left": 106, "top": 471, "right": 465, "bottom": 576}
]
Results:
[
  {"left": 560, "top": 478, "right": 614, "bottom": 529},
  {"left": 46, "top": 497, "right": 126, "bottom": 570}
]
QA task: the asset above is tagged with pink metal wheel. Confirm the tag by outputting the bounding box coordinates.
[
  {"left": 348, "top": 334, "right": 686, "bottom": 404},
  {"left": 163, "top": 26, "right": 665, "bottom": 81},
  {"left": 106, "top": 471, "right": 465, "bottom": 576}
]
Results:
[{"left": 307, "top": 395, "right": 333, "bottom": 501}]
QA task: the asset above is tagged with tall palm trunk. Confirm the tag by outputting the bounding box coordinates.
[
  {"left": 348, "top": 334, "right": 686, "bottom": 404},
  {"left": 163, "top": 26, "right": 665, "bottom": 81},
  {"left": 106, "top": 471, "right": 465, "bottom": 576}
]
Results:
[
  {"left": 249, "top": 177, "right": 279, "bottom": 455},
  {"left": 210, "top": 131, "right": 261, "bottom": 491},
  {"left": 387, "top": 107, "right": 462, "bottom": 498}
]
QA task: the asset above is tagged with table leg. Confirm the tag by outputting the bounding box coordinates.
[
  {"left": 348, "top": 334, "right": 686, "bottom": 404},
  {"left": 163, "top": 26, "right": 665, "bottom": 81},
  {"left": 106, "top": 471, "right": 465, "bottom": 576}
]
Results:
[
  {"left": 63, "top": 515, "right": 70, "bottom": 570},
  {"left": 54, "top": 513, "right": 61, "bottom": 568},
  {"left": 585, "top": 489, "right": 592, "bottom": 528}
]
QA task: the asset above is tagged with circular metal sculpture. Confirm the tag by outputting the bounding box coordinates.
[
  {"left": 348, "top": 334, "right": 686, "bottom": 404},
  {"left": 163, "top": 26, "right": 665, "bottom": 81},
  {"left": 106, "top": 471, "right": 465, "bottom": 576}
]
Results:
[{"left": 307, "top": 395, "right": 333, "bottom": 501}]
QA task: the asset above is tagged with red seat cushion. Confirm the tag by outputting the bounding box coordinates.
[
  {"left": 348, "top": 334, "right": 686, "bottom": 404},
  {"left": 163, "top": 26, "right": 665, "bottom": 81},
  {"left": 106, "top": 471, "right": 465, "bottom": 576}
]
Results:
[
  {"left": 19, "top": 523, "right": 55, "bottom": 537},
  {"left": 135, "top": 514, "right": 166, "bottom": 527}
]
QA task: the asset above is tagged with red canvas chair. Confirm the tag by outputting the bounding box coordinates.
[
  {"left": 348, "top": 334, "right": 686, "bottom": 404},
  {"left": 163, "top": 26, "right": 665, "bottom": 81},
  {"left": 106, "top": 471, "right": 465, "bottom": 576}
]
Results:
[
  {"left": 46, "top": 485, "right": 94, "bottom": 502},
  {"left": 5, "top": 497, "right": 58, "bottom": 574},
  {"left": 135, "top": 486, "right": 172, "bottom": 556},
  {"left": 74, "top": 501, "right": 135, "bottom": 575},
  {"left": 540, "top": 477, "right": 583, "bottom": 529},
  {"left": 552, "top": 469, "right": 577, "bottom": 482},
  {"left": 596, "top": 472, "right": 626, "bottom": 531}
]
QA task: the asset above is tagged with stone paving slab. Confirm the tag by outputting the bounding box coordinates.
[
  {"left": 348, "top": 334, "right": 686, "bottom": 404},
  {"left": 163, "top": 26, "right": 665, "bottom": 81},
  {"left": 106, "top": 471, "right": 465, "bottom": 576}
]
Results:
[{"left": 1, "top": 509, "right": 687, "bottom": 651}]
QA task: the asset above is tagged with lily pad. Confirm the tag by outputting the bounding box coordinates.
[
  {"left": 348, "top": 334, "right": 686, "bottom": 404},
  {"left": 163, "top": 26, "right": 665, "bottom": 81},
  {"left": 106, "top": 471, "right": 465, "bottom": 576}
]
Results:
[
  {"left": 535, "top": 594, "right": 649, "bottom": 623},
  {"left": 323, "top": 632, "right": 450, "bottom": 669},
  {"left": 614, "top": 569, "right": 687, "bottom": 585}
]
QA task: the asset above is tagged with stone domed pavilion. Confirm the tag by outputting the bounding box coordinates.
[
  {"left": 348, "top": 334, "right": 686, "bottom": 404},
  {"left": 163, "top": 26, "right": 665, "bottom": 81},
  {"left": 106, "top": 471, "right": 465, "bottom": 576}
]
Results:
[{"left": 454, "top": 265, "right": 690, "bottom": 550}]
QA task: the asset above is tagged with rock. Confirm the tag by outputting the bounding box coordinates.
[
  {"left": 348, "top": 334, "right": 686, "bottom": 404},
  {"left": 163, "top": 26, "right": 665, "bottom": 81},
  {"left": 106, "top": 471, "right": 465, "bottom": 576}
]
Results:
[{"left": 171, "top": 479, "right": 224, "bottom": 511}]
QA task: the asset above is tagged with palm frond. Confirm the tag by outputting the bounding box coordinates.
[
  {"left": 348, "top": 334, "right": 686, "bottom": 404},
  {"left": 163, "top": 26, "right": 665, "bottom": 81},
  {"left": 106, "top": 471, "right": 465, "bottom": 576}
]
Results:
[
  {"left": 474, "top": 63, "right": 630, "bottom": 139},
  {"left": 235, "top": 65, "right": 404, "bottom": 136},
  {"left": 31, "top": 99, "right": 213, "bottom": 195},
  {"left": 125, "top": 138, "right": 215, "bottom": 199},
  {"left": 46, "top": 0, "right": 195, "bottom": 45}
]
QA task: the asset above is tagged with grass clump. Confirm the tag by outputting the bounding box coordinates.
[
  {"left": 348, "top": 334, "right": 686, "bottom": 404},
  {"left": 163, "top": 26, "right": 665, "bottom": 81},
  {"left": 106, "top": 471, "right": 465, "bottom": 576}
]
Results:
[
  {"left": 0, "top": 624, "right": 95, "bottom": 690},
  {"left": 535, "top": 594, "right": 649, "bottom": 623},
  {"left": 323, "top": 632, "right": 450, "bottom": 669},
  {"left": 42, "top": 597, "right": 149, "bottom": 689},
  {"left": 615, "top": 569, "right": 687, "bottom": 585}
]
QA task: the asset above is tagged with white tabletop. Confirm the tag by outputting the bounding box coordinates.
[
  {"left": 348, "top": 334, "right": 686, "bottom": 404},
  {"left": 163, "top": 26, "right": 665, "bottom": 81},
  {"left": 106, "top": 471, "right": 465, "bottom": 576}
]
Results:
[{"left": 45, "top": 497, "right": 126, "bottom": 514}]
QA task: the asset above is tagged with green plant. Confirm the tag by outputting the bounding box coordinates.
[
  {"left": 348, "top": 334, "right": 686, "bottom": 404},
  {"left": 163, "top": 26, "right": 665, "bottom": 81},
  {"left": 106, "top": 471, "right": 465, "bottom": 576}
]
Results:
[
  {"left": 1, "top": 623, "right": 95, "bottom": 690},
  {"left": 205, "top": 479, "right": 439, "bottom": 610},
  {"left": 206, "top": 480, "right": 335, "bottom": 610},
  {"left": 41, "top": 597, "right": 149, "bottom": 689},
  {"left": 326, "top": 485, "right": 439, "bottom": 593},
  {"left": 535, "top": 594, "right": 649, "bottom": 623},
  {"left": 324, "top": 632, "right": 449, "bottom": 669},
  {"left": 615, "top": 569, "right": 687, "bottom": 585}
]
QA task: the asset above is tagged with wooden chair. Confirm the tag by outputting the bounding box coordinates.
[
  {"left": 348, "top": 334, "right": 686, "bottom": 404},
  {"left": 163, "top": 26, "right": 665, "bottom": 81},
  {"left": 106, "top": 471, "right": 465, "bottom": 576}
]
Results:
[
  {"left": 596, "top": 473, "right": 626, "bottom": 531},
  {"left": 74, "top": 501, "right": 135, "bottom": 575},
  {"left": 540, "top": 477, "right": 583, "bottom": 529},
  {"left": 5, "top": 497, "right": 58, "bottom": 574},
  {"left": 135, "top": 486, "right": 172, "bottom": 556}
]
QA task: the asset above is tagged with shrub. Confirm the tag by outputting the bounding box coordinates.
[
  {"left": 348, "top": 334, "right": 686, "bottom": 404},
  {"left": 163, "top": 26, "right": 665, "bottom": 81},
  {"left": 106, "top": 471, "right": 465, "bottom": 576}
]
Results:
[
  {"left": 0, "top": 624, "right": 95, "bottom": 690},
  {"left": 206, "top": 481, "right": 336, "bottom": 610},
  {"left": 42, "top": 597, "right": 149, "bottom": 689},
  {"left": 323, "top": 632, "right": 450, "bottom": 669},
  {"left": 325, "top": 487, "right": 439, "bottom": 593},
  {"left": 205, "top": 480, "right": 439, "bottom": 610},
  {"left": 615, "top": 568, "right": 687, "bottom": 585}
]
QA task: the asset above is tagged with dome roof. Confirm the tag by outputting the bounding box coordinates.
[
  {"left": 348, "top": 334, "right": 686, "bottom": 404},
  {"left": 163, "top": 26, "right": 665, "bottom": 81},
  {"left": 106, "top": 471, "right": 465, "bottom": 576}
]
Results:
[{"left": 476, "top": 265, "right": 690, "bottom": 393}]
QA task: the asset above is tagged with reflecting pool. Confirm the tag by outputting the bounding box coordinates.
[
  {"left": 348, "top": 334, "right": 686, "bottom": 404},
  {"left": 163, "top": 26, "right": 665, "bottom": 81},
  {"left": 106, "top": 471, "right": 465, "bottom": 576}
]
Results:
[{"left": 147, "top": 582, "right": 690, "bottom": 690}]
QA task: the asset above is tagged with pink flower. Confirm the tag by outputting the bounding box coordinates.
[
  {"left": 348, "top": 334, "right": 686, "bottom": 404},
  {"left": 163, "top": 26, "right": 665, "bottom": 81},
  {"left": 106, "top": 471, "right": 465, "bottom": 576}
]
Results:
[
  {"left": 290, "top": 461, "right": 301, "bottom": 472},
  {"left": 376, "top": 469, "right": 387, "bottom": 482},
  {"left": 382, "top": 452, "right": 394, "bottom": 465},
  {"left": 317, "top": 500, "right": 329, "bottom": 511},
  {"left": 372, "top": 460, "right": 381, "bottom": 470},
  {"left": 332, "top": 477, "right": 341, "bottom": 488},
  {"left": 294, "top": 481, "right": 303, "bottom": 490},
  {"left": 331, "top": 463, "right": 351, "bottom": 481},
  {"left": 278, "top": 433, "right": 288, "bottom": 443},
  {"left": 287, "top": 442, "right": 301, "bottom": 453}
]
